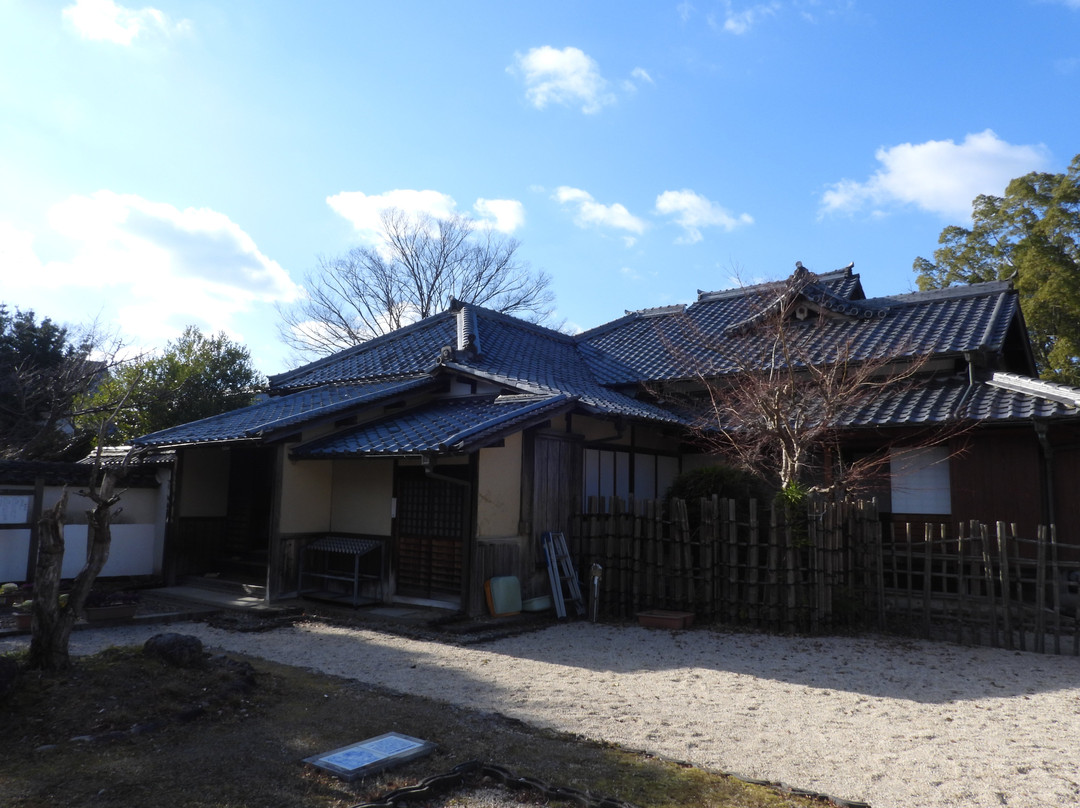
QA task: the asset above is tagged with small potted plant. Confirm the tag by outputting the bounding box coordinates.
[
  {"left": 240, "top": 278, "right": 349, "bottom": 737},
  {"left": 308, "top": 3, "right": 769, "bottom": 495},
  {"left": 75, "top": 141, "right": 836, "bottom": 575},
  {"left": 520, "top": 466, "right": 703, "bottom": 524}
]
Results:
[
  {"left": 12, "top": 599, "right": 33, "bottom": 631},
  {"left": 83, "top": 590, "right": 142, "bottom": 622},
  {"left": 0, "top": 582, "right": 19, "bottom": 607}
]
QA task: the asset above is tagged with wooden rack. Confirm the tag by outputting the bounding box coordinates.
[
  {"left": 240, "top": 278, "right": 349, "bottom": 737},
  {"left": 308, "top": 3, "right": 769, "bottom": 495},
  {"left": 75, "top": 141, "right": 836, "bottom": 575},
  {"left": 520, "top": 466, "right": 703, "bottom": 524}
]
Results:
[{"left": 298, "top": 535, "right": 384, "bottom": 607}]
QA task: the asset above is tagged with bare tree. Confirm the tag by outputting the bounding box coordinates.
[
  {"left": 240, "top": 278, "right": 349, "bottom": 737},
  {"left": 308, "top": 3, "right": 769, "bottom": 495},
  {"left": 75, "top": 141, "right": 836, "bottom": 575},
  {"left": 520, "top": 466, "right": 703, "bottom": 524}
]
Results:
[
  {"left": 28, "top": 459, "right": 126, "bottom": 671},
  {"left": 280, "top": 208, "right": 555, "bottom": 357},
  {"left": 657, "top": 270, "right": 948, "bottom": 499}
]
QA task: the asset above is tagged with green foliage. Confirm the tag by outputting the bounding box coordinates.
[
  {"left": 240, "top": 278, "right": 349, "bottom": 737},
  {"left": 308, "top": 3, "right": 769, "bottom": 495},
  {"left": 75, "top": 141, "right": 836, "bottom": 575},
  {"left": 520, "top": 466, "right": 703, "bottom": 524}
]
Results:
[
  {"left": 82, "top": 326, "right": 265, "bottom": 442},
  {"left": 666, "top": 463, "right": 774, "bottom": 504},
  {"left": 777, "top": 479, "right": 809, "bottom": 509},
  {"left": 914, "top": 153, "right": 1080, "bottom": 384},
  {"left": 665, "top": 464, "right": 774, "bottom": 529},
  {"left": 0, "top": 305, "right": 95, "bottom": 460}
]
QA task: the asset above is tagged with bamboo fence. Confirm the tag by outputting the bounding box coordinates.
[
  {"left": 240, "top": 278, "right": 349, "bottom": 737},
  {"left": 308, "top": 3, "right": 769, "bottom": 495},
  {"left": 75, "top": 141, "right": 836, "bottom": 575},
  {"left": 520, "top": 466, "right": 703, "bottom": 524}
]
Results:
[{"left": 568, "top": 496, "right": 1080, "bottom": 655}]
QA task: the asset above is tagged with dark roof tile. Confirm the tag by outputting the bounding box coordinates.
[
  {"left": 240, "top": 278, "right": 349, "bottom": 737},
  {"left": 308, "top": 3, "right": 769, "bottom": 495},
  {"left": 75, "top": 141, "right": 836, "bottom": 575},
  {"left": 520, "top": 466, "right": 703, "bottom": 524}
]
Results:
[
  {"left": 293, "top": 394, "right": 574, "bottom": 457},
  {"left": 134, "top": 377, "right": 431, "bottom": 447}
]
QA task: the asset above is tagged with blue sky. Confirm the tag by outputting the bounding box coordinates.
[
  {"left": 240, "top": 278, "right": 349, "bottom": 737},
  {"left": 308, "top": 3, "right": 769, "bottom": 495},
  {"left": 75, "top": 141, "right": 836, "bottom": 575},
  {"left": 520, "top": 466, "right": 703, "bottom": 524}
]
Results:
[{"left": 1, "top": 0, "right": 1078, "bottom": 375}]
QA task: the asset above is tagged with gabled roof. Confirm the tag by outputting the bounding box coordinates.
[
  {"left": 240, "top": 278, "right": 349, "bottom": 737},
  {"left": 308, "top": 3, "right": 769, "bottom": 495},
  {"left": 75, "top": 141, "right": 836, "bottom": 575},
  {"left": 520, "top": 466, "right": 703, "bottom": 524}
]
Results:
[
  {"left": 272, "top": 302, "right": 686, "bottom": 425},
  {"left": 292, "top": 393, "right": 575, "bottom": 457},
  {"left": 576, "top": 268, "right": 1027, "bottom": 384}
]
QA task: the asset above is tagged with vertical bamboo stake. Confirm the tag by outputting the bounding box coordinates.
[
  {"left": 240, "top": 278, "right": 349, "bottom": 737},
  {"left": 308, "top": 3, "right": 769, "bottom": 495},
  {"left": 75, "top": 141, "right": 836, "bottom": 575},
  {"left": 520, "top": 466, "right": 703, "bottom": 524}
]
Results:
[
  {"left": 810, "top": 503, "right": 822, "bottom": 634},
  {"left": 963, "top": 527, "right": 972, "bottom": 648},
  {"left": 919, "top": 523, "right": 930, "bottom": 639},
  {"left": 768, "top": 502, "right": 779, "bottom": 631},
  {"left": 997, "top": 521, "right": 1014, "bottom": 651},
  {"left": 1049, "top": 523, "right": 1062, "bottom": 656},
  {"left": 875, "top": 509, "right": 886, "bottom": 632},
  {"left": 1035, "top": 525, "right": 1047, "bottom": 655},
  {"left": 979, "top": 522, "right": 999, "bottom": 648},
  {"left": 748, "top": 499, "right": 760, "bottom": 627},
  {"left": 905, "top": 522, "right": 915, "bottom": 627},
  {"left": 1011, "top": 524, "right": 1027, "bottom": 652},
  {"left": 785, "top": 509, "right": 797, "bottom": 633}
]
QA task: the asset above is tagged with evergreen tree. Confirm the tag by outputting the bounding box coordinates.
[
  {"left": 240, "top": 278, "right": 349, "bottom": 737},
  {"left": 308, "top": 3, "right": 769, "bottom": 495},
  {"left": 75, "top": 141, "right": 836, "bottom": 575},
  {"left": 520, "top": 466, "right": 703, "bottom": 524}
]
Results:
[{"left": 914, "top": 154, "right": 1080, "bottom": 384}]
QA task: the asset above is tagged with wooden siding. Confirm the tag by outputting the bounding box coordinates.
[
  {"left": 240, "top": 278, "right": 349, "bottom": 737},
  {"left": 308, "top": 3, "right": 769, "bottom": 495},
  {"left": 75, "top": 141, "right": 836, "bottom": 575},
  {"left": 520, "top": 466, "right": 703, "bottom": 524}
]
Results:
[
  {"left": 950, "top": 430, "right": 1043, "bottom": 539},
  {"left": 530, "top": 432, "right": 582, "bottom": 542}
]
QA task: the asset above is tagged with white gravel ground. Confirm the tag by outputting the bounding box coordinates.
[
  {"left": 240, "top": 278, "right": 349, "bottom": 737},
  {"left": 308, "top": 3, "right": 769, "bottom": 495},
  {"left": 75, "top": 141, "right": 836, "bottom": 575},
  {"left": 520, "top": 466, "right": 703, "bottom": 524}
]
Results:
[{"left": 5, "top": 621, "right": 1079, "bottom": 808}]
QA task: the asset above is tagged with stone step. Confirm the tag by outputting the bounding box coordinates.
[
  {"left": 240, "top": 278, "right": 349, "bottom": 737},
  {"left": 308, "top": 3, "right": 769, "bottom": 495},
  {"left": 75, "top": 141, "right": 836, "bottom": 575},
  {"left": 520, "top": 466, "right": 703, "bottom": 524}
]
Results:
[{"left": 180, "top": 574, "right": 266, "bottom": 599}]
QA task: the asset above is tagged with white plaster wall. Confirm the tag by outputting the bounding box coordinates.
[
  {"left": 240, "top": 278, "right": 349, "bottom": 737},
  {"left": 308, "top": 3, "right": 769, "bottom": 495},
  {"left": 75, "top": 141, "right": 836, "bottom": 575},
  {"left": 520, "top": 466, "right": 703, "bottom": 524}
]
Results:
[
  {"left": 280, "top": 457, "right": 332, "bottom": 533},
  {"left": 477, "top": 433, "right": 522, "bottom": 538},
  {"left": 329, "top": 459, "right": 394, "bottom": 535}
]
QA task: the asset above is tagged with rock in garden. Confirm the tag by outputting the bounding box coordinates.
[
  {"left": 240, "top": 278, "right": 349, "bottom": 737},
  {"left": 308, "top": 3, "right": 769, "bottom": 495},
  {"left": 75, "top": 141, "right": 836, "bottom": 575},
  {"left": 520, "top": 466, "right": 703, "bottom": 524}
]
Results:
[{"left": 142, "top": 633, "right": 205, "bottom": 668}]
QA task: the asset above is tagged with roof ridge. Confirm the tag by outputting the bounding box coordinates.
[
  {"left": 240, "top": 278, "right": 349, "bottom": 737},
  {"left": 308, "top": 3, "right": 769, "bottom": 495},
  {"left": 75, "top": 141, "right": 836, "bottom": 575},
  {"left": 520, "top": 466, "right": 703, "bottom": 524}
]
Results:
[
  {"left": 625, "top": 303, "right": 686, "bottom": 318},
  {"left": 269, "top": 311, "right": 457, "bottom": 388},
  {"left": 575, "top": 311, "right": 642, "bottom": 341},
  {"left": 472, "top": 304, "right": 576, "bottom": 343},
  {"left": 696, "top": 263, "right": 856, "bottom": 303},
  {"left": 870, "top": 280, "right": 1013, "bottom": 307}
]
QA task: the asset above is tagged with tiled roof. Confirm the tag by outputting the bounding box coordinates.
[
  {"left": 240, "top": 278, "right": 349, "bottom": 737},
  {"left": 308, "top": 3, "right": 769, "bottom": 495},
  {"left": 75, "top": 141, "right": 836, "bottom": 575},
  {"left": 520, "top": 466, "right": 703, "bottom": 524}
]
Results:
[
  {"left": 132, "top": 265, "right": 1072, "bottom": 452},
  {"left": 269, "top": 315, "right": 458, "bottom": 391},
  {"left": 134, "top": 377, "right": 431, "bottom": 447},
  {"left": 272, "top": 304, "right": 686, "bottom": 425},
  {"left": 78, "top": 446, "right": 175, "bottom": 467},
  {"left": 292, "top": 394, "right": 575, "bottom": 457},
  {"left": 577, "top": 272, "right": 1019, "bottom": 384},
  {"left": 839, "top": 375, "right": 1078, "bottom": 428}
]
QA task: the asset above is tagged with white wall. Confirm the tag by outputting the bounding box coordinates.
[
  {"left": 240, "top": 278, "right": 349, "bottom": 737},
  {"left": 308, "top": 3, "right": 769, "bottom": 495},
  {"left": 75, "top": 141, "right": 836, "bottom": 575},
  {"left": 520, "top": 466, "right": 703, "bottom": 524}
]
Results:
[
  {"left": 0, "top": 470, "right": 170, "bottom": 583},
  {"left": 477, "top": 433, "right": 522, "bottom": 538},
  {"left": 329, "top": 458, "right": 395, "bottom": 535}
]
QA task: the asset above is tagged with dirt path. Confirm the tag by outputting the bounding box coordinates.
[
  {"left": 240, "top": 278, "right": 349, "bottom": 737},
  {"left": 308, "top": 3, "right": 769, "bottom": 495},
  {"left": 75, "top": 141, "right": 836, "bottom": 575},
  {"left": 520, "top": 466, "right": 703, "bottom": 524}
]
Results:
[{"left": 6, "top": 621, "right": 1079, "bottom": 808}]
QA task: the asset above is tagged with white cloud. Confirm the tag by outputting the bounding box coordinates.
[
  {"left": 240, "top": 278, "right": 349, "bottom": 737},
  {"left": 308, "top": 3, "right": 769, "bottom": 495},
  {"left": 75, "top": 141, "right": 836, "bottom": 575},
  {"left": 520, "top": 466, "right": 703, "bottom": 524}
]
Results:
[
  {"left": 820, "top": 130, "right": 1052, "bottom": 219},
  {"left": 623, "top": 66, "right": 656, "bottom": 93},
  {"left": 473, "top": 198, "right": 525, "bottom": 234},
  {"left": 62, "top": 0, "right": 191, "bottom": 45},
  {"left": 326, "top": 189, "right": 459, "bottom": 239},
  {"left": 711, "top": 2, "right": 780, "bottom": 35},
  {"left": 554, "top": 187, "right": 647, "bottom": 239},
  {"left": 327, "top": 189, "right": 526, "bottom": 241},
  {"left": 654, "top": 189, "right": 754, "bottom": 243},
  {"left": 510, "top": 46, "right": 615, "bottom": 114},
  {"left": 1, "top": 192, "right": 298, "bottom": 346},
  {"left": 0, "top": 222, "right": 42, "bottom": 275}
]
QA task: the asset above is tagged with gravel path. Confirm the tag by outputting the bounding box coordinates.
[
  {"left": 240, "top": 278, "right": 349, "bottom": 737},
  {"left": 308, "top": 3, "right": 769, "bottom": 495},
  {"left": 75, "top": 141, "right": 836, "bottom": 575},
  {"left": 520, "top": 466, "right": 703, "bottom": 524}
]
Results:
[{"left": 5, "top": 621, "right": 1079, "bottom": 808}]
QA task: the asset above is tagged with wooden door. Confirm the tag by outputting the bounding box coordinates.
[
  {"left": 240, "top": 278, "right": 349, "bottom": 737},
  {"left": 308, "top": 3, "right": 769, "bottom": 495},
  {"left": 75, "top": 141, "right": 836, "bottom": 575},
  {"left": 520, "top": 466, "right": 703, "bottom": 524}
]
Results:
[{"left": 394, "top": 467, "right": 469, "bottom": 599}]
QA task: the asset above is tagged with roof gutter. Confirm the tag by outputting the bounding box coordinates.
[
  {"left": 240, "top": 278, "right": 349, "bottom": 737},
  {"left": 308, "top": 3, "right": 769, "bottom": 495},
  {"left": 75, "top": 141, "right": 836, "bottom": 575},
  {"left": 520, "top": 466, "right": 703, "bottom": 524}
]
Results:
[
  {"left": 951, "top": 353, "right": 978, "bottom": 418},
  {"left": 1034, "top": 420, "right": 1056, "bottom": 529}
]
